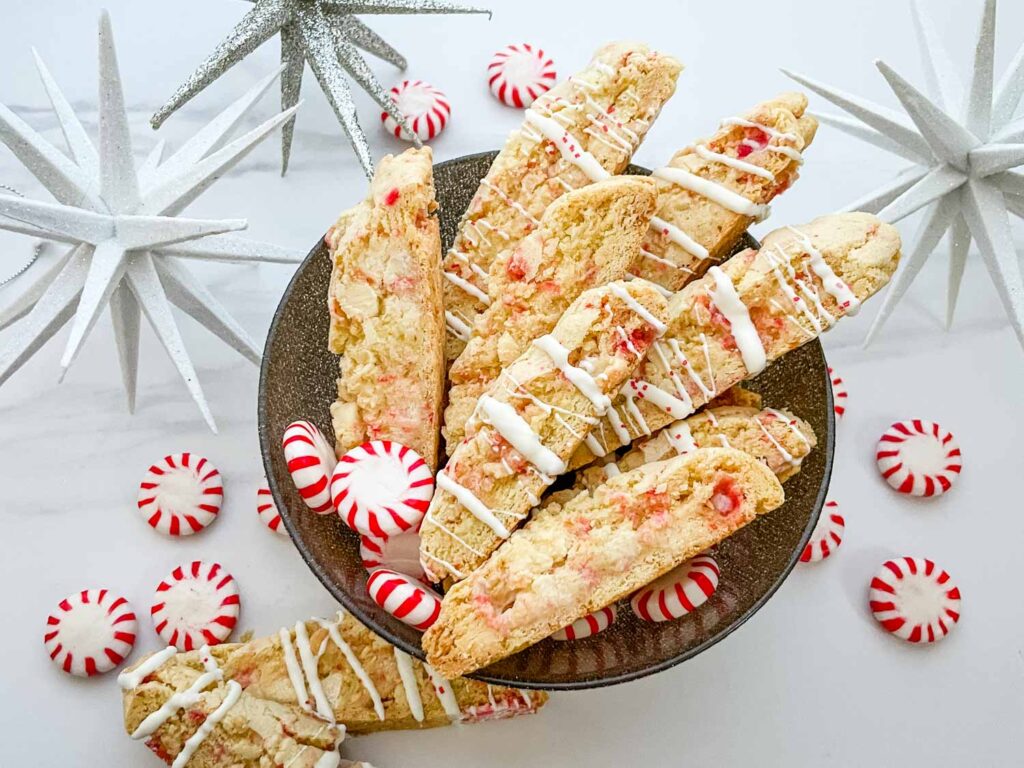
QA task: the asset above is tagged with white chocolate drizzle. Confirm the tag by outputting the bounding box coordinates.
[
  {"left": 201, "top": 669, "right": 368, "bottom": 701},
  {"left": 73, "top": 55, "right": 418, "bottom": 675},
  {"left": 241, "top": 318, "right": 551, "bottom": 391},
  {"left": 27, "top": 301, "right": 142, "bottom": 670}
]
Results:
[
  {"left": 665, "top": 420, "right": 698, "bottom": 454},
  {"left": 524, "top": 110, "right": 611, "bottom": 182},
  {"left": 479, "top": 179, "right": 541, "bottom": 225},
  {"left": 171, "top": 681, "right": 242, "bottom": 768},
  {"left": 316, "top": 617, "right": 385, "bottom": 721},
  {"left": 602, "top": 461, "right": 622, "bottom": 479},
  {"left": 649, "top": 215, "right": 710, "bottom": 260},
  {"left": 584, "top": 432, "right": 608, "bottom": 457},
  {"left": 129, "top": 645, "right": 225, "bottom": 739},
  {"left": 445, "top": 310, "right": 472, "bottom": 342},
  {"left": 608, "top": 282, "right": 667, "bottom": 335},
  {"left": 478, "top": 395, "right": 567, "bottom": 476},
  {"left": 788, "top": 227, "right": 861, "bottom": 315},
  {"left": 423, "top": 663, "right": 462, "bottom": 722},
  {"left": 443, "top": 269, "right": 490, "bottom": 306},
  {"left": 295, "top": 621, "right": 333, "bottom": 720},
  {"left": 622, "top": 378, "right": 692, "bottom": 418},
  {"left": 706, "top": 266, "right": 766, "bottom": 374},
  {"left": 532, "top": 334, "right": 611, "bottom": 412},
  {"left": 393, "top": 648, "right": 424, "bottom": 722},
  {"left": 653, "top": 166, "right": 769, "bottom": 221},
  {"left": 436, "top": 471, "right": 510, "bottom": 539},
  {"left": 693, "top": 143, "right": 775, "bottom": 180},
  {"left": 118, "top": 646, "right": 178, "bottom": 690}
]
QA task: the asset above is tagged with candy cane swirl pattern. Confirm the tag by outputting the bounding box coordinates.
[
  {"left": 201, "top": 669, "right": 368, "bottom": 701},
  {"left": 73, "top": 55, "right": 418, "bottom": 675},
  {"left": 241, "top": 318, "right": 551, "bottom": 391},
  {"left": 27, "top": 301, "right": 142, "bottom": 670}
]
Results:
[
  {"left": 869, "top": 557, "right": 961, "bottom": 643},
  {"left": 137, "top": 453, "right": 223, "bottom": 536},
  {"left": 875, "top": 420, "right": 962, "bottom": 497},
  {"left": 550, "top": 605, "right": 616, "bottom": 641}
]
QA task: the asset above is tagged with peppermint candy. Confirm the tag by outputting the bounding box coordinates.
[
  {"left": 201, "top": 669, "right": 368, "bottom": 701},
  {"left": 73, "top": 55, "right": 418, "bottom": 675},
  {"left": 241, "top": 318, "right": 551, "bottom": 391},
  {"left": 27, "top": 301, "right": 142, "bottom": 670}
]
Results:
[
  {"left": 257, "top": 485, "right": 288, "bottom": 537},
  {"left": 551, "top": 605, "right": 616, "bottom": 641},
  {"left": 151, "top": 561, "right": 240, "bottom": 651},
  {"left": 137, "top": 453, "right": 223, "bottom": 536},
  {"left": 360, "top": 530, "right": 425, "bottom": 580},
  {"left": 488, "top": 43, "right": 556, "bottom": 107},
  {"left": 44, "top": 589, "right": 137, "bottom": 677},
  {"left": 330, "top": 440, "right": 433, "bottom": 538},
  {"left": 282, "top": 421, "right": 338, "bottom": 514},
  {"left": 869, "top": 557, "right": 961, "bottom": 643},
  {"left": 828, "top": 366, "right": 847, "bottom": 420},
  {"left": 876, "top": 420, "right": 962, "bottom": 497},
  {"left": 366, "top": 569, "right": 441, "bottom": 631},
  {"left": 381, "top": 79, "right": 450, "bottom": 142},
  {"left": 800, "top": 500, "right": 844, "bottom": 563},
  {"left": 631, "top": 555, "right": 720, "bottom": 622}
]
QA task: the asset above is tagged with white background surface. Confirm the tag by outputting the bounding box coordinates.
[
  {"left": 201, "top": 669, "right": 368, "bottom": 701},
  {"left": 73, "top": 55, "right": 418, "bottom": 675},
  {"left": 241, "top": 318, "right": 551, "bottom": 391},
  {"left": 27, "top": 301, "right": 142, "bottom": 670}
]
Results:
[{"left": 2, "top": 0, "right": 1023, "bottom": 765}]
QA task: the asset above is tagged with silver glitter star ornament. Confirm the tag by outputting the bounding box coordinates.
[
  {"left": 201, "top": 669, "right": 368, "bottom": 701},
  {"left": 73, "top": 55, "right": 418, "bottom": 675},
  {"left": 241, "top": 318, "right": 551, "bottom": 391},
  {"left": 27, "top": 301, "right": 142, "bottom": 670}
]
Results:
[
  {"left": 784, "top": 0, "right": 1024, "bottom": 348},
  {"left": 151, "top": 0, "right": 491, "bottom": 177},
  {"left": 0, "top": 12, "right": 306, "bottom": 431}
]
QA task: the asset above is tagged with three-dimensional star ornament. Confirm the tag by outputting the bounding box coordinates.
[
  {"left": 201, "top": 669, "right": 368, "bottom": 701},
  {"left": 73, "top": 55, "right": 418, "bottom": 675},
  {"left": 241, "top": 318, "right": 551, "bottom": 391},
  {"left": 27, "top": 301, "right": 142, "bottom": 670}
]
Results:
[
  {"left": 784, "top": 0, "right": 1024, "bottom": 348},
  {"left": 151, "top": 0, "right": 491, "bottom": 178},
  {"left": 0, "top": 12, "right": 306, "bottom": 431}
]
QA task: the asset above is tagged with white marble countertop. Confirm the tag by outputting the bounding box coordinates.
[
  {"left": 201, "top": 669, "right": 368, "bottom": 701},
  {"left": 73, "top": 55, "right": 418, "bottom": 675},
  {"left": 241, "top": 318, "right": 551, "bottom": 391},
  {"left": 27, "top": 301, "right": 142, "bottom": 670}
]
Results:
[{"left": 2, "top": 0, "right": 1023, "bottom": 765}]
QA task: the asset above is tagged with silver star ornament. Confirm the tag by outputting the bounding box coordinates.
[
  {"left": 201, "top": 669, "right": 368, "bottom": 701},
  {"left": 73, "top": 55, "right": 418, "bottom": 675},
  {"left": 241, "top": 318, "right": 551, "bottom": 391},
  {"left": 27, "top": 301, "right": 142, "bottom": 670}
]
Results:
[
  {"left": 151, "top": 0, "right": 491, "bottom": 178},
  {"left": 784, "top": 0, "right": 1024, "bottom": 348},
  {"left": 0, "top": 12, "right": 307, "bottom": 431}
]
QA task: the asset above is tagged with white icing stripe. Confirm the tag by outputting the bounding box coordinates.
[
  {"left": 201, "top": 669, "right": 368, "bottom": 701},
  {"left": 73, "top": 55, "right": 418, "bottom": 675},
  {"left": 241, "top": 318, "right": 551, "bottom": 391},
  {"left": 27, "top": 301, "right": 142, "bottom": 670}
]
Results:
[
  {"left": 608, "top": 282, "right": 667, "bottom": 335},
  {"left": 480, "top": 179, "right": 541, "bottom": 225},
  {"left": 295, "top": 621, "right": 333, "bottom": 721},
  {"left": 171, "top": 681, "right": 242, "bottom": 768},
  {"left": 478, "top": 395, "right": 567, "bottom": 475},
  {"left": 602, "top": 462, "right": 621, "bottom": 479},
  {"left": 584, "top": 432, "right": 607, "bottom": 457},
  {"left": 118, "top": 646, "right": 177, "bottom": 690},
  {"left": 393, "top": 648, "right": 425, "bottom": 723},
  {"left": 532, "top": 334, "right": 611, "bottom": 412},
  {"left": 605, "top": 405, "right": 632, "bottom": 444},
  {"left": 649, "top": 215, "right": 710, "bottom": 260},
  {"left": 443, "top": 270, "right": 491, "bottom": 305},
  {"left": 436, "top": 472, "right": 510, "bottom": 539},
  {"left": 665, "top": 419, "right": 698, "bottom": 454},
  {"left": 420, "top": 548, "right": 466, "bottom": 580},
  {"left": 423, "top": 663, "right": 461, "bottom": 721},
  {"left": 767, "top": 144, "right": 804, "bottom": 164},
  {"left": 694, "top": 143, "right": 775, "bottom": 180},
  {"left": 788, "top": 227, "right": 861, "bottom": 315},
  {"left": 767, "top": 408, "right": 813, "bottom": 450},
  {"left": 707, "top": 266, "right": 766, "bottom": 374},
  {"left": 623, "top": 379, "right": 692, "bottom": 418},
  {"left": 318, "top": 617, "right": 385, "bottom": 721},
  {"left": 314, "top": 753, "right": 341, "bottom": 768},
  {"left": 424, "top": 512, "right": 486, "bottom": 556},
  {"left": 720, "top": 116, "right": 801, "bottom": 143},
  {"left": 653, "top": 167, "right": 769, "bottom": 220},
  {"left": 130, "top": 646, "right": 224, "bottom": 739},
  {"left": 758, "top": 421, "right": 795, "bottom": 465},
  {"left": 628, "top": 273, "right": 674, "bottom": 298},
  {"left": 445, "top": 311, "right": 472, "bottom": 342},
  {"left": 279, "top": 627, "right": 312, "bottom": 714},
  {"left": 619, "top": 391, "right": 651, "bottom": 436},
  {"left": 524, "top": 110, "right": 611, "bottom": 182}
]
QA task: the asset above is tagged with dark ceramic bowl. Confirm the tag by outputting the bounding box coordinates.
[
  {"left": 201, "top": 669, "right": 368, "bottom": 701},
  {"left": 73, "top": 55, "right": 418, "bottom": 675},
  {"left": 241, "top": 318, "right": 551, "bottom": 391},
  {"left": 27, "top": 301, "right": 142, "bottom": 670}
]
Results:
[{"left": 259, "top": 151, "right": 834, "bottom": 690}]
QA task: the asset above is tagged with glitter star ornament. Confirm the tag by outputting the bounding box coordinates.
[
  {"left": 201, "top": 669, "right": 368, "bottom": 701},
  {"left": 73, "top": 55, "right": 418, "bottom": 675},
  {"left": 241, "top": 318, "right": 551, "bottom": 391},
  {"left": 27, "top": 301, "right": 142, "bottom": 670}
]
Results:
[
  {"left": 0, "top": 12, "right": 307, "bottom": 431},
  {"left": 151, "top": 0, "right": 491, "bottom": 177},
  {"left": 784, "top": 0, "right": 1024, "bottom": 348}
]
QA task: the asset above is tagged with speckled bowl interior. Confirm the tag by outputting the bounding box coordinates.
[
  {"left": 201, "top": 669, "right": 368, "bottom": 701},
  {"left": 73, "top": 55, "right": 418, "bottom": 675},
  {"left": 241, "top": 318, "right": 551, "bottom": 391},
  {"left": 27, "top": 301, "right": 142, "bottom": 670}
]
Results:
[{"left": 259, "top": 151, "right": 834, "bottom": 690}]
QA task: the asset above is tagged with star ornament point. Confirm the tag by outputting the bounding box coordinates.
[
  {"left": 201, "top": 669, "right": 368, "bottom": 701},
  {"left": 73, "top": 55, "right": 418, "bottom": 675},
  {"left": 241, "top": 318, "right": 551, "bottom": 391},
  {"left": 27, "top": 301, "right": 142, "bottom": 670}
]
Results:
[
  {"left": 0, "top": 11, "right": 306, "bottom": 431},
  {"left": 150, "top": 0, "right": 491, "bottom": 178},
  {"left": 784, "top": 0, "right": 1024, "bottom": 349}
]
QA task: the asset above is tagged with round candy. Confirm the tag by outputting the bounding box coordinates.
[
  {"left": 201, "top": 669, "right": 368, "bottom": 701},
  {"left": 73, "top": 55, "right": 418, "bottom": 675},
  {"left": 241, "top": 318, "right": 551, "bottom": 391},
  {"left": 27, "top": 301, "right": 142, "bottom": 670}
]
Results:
[
  {"left": 257, "top": 485, "right": 288, "bottom": 537},
  {"left": 137, "top": 453, "right": 223, "bottom": 536},
  {"left": 875, "top": 420, "right": 962, "bottom": 497},
  {"left": 551, "top": 605, "right": 616, "bottom": 641},
  {"left": 282, "top": 421, "right": 338, "bottom": 514},
  {"left": 828, "top": 366, "right": 847, "bottom": 420},
  {"left": 366, "top": 568, "right": 441, "bottom": 631},
  {"left": 360, "top": 530, "right": 426, "bottom": 580},
  {"left": 487, "top": 43, "right": 556, "bottom": 108},
  {"left": 381, "top": 79, "right": 450, "bottom": 142},
  {"left": 869, "top": 556, "right": 961, "bottom": 643},
  {"left": 44, "top": 589, "right": 137, "bottom": 677},
  {"left": 800, "top": 500, "right": 845, "bottom": 563},
  {"left": 630, "top": 555, "right": 719, "bottom": 623},
  {"left": 151, "top": 561, "right": 240, "bottom": 651},
  {"left": 330, "top": 440, "right": 433, "bottom": 538}
]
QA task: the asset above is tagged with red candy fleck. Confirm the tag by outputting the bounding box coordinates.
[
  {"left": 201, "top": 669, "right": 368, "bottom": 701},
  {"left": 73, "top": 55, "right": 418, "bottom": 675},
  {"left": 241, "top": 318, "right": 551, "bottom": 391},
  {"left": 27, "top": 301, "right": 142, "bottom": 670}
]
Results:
[
  {"left": 710, "top": 475, "right": 744, "bottom": 516},
  {"left": 736, "top": 143, "right": 754, "bottom": 159},
  {"left": 384, "top": 188, "right": 400, "bottom": 206}
]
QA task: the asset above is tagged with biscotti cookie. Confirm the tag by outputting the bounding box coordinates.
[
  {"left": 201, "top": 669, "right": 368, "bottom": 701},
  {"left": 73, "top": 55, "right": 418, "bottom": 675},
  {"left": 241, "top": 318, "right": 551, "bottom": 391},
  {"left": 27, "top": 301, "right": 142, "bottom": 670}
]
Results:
[
  {"left": 421, "top": 279, "right": 669, "bottom": 583},
  {"left": 582, "top": 405, "right": 817, "bottom": 490},
  {"left": 569, "top": 212, "right": 901, "bottom": 468},
  {"left": 422, "top": 447, "right": 784, "bottom": 678},
  {"left": 443, "top": 177, "right": 658, "bottom": 451},
  {"left": 442, "top": 42, "right": 682, "bottom": 363},
  {"left": 635, "top": 92, "right": 817, "bottom": 291},
  {"left": 327, "top": 147, "right": 445, "bottom": 469},
  {"left": 121, "top": 611, "right": 547, "bottom": 767}
]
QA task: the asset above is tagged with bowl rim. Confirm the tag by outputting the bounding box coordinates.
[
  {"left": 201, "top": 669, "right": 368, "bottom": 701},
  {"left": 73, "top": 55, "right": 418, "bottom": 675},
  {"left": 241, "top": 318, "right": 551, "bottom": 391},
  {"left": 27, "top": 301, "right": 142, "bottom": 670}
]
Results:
[{"left": 258, "top": 151, "right": 835, "bottom": 690}]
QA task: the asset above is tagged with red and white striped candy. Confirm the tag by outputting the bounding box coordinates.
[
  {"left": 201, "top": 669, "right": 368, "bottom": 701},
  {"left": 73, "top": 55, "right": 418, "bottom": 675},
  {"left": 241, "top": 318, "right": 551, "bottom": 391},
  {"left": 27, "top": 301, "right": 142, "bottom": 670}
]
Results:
[
  {"left": 257, "top": 485, "right": 288, "bottom": 537},
  {"left": 44, "top": 589, "right": 137, "bottom": 677},
  {"left": 330, "top": 440, "right": 433, "bottom": 538},
  {"left": 283, "top": 421, "right": 338, "bottom": 514},
  {"left": 487, "top": 43, "right": 556, "bottom": 108},
  {"left": 800, "top": 500, "right": 844, "bottom": 563},
  {"left": 382, "top": 79, "right": 450, "bottom": 142},
  {"left": 869, "top": 557, "right": 961, "bottom": 644},
  {"left": 875, "top": 420, "right": 962, "bottom": 497},
  {"left": 151, "top": 561, "right": 240, "bottom": 651},
  {"left": 366, "top": 568, "right": 441, "bottom": 631},
  {"left": 631, "top": 555, "right": 720, "bottom": 622},
  {"left": 828, "top": 366, "right": 847, "bottom": 420},
  {"left": 551, "top": 605, "right": 617, "bottom": 641},
  {"left": 360, "top": 530, "right": 426, "bottom": 580},
  {"left": 137, "top": 453, "right": 222, "bottom": 536}
]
